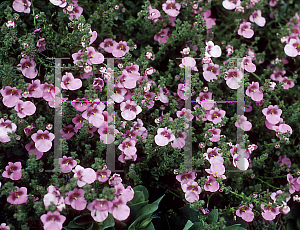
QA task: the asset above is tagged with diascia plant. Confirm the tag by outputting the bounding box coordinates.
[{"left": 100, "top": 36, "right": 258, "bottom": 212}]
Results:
[{"left": 0, "top": 0, "right": 300, "bottom": 230}]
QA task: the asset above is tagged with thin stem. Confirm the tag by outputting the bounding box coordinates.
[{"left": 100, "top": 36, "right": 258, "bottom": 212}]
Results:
[
  {"left": 256, "top": 177, "right": 282, "bottom": 190},
  {"left": 251, "top": 72, "right": 262, "bottom": 82}
]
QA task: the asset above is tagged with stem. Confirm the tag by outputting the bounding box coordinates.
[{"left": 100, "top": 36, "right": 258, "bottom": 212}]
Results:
[
  {"left": 251, "top": 72, "right": 262, "bottom": 82},
  {"left": 256, "top": 177, "right": 282, "bottom": 190}
]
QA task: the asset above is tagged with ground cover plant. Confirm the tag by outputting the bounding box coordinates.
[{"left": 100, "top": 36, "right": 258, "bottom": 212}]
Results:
[{"left": 0, "top": 0, "right": 300, "bottom": 229}]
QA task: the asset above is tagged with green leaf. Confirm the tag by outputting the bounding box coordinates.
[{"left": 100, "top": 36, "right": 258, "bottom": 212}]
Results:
[
  {"left": 143, "top": 222, "right": 155, "bottom": 230},
  {"left": 95, "top": 214, "right": 115, "bottom": 230},
  {"left": 183, "top": 220, "right": 194, "bottom": 230},
  {"left": 190, "top": 222, "right": 203, "bottom": 230},
  {"left": 137, "top": 194, "right": 165, "bottom": 218},
  {"left": 128, "top": 194, "right": 165, "bottom": 230},
  {"left": 128, "top": 200, "right": 149, "bottom": 220},
  {"left": 133, "top": 185, "right": 149, "bottom": 201},
  {"left": 128, "top": 191, "right": 145, "bottom": 205},
  {"left": 206, "top": 209, "right": 218, "bottom": 224},
  {"left": 225, "top": 224, "right": 241, "bottom": 230},
  {"left": 297, "top": 218, "right": 300, "bottom": 229}
]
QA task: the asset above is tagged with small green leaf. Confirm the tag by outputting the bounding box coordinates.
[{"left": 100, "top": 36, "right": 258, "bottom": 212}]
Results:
[
  {"left": 190, "top": 222, "right": 203, "bottom": 230},
  {"left": 225, "top": 224, "right": 241, "bottom": 230},
  {"left": 297, "top": 218, "right": 300, "bottom": 229},
  {"left": 183, "top": 220, "right": 194, "bottom": 230},
  {"left": 133, "top": 185, "right": 149, "bottom": 201},
  {"left": 206, "top": 209, "right": 218, "bottom": 224},
  {"left": 95, "top": 214, "right": 115, "bottom": 230},
  {"left": 128, "top": 191, "right": 145, "bottom": 205}
]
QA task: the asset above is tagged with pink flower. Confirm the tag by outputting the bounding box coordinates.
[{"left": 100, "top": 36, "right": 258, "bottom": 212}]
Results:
[
  {"left": 238, "top": 22, "right": 254, "bottom": 38},
  {"left": 6, "top": 20, "right": 15, "bottom": 28},
  {"left": 87, "top": 199, "right": 112, "bottom": 222},
  {"left": 96, "top": 166, "right": 111, "bottom": 183},
  {"left": 241, "top": 56, "right": 256, "bottom": 73},
  {"left": 171, "top": 132, "right": 186, "bottom": 149},
  {"left": 40, "top": 83, "right": 60, "bottom": 102},
  {"left": 245, "top": 82, "right": 263, "bottom": 102},
  {"left": 0, "top": 86, "right": 22, "bottom": 108},
  {"left": 71, "top": 98, "right": 90, "bottom": 112},
  {"left": 224, "top": 67, "right": 243, "bottom": 89},
  {"left": 13, "top": 0, "right": 31, "bottom": 13},
  {"left": 279, "top": 77, "right": 295, "bottom": 89},
  {"left": 196, "top": 92, "right": 216, "bottom": 110},
  {"left": 274, "top": 124, "right": 292, "bottom": 138},
  {"left": 204, "top": 175, "right": 219, "bottom": 192},
  {"left": 233, "top": 153, "right": 249, "bottom": 170},
  {"left": 117, "top": 69, "right": 138, "bottom": 89},
  {"left": 50, "top": 0, "right": 67, "bottom": 8},
  {"left": 114, "top": 183, "right": 134, "bottom": 202},
  {"left": 147, "top": 5, "right": 161, "bottom": 22},
  {"left": 43, "top": 186, "right": 62, "bottom": 208},
  {"left": 14, "top": 100, "right": 36, "bottom": 118},
  {"left": 206, "top": 127, "right": 221, "bottom": 142},
  {"left": 287, "top": 174, "right": 300, "bottom": 194},
  {"left": 58, "top": 156, "right": 77, "bottom": 173},
  {"left": 176, "top": 172, "right": 196, "bottom": 184},
  {"left": 236, "top": 204, "right": 254, "bottom": 222},
  {"left": 36, "top": 38, "right": 47, "bottom": 51},
  {"left": 269, "top": 0, "right": 278, "bottom": 6},
  {"left": 86, "top": 46, "right": 104, "bottom": 65},
  {"left": 26, "top": 79, "right": 43, "bottom": 98},
  {"left": 64, "top": 188, "right": 87, "bottom": 210},
  {"left": 7, "top": 187, "right": 28, "bottom": 204},
  {"left": 284, "top": 37, "right": 300, "bottom": 57},
  {"left": 243, "top": 102, "right": 253, "bottom": 112},
  {"left": 262, "top": 105, "right": 282, "bottom": 124},
  {"left": 249, "top": 10, "right": 266, "bottom": 27},
  {"left": 82, "top": 103, "right": 105, "bottom": 128},
  {"left": 202, "top": 10, "right": 216, "bottom": 30},
  {"left": 61, "top": 72, "right": 82, "bottom": 90},
  {"left": 155, "top": 127, "right": 175, "bottom": 146},
  {"left": 120, "top": 100, "right": 142, "bottom": 121},
  {"left": 98, "top": 124, "right": 119, "bottom": 144},
  {"left": 154, "top": 28, "right": 170, "bottom": 44},
  {"left": 206, "top": 108, "right": 226, "bottom": 124},
  {"left": 176, "top": 108, "right": 193, "bottom": 121},
  {"left": 60, "top": 124, "right": 78, "bottom": 139},
  {"left": 181, "top": 179, "right": 202, "bottom": 202},
  {"left": 108, "top": 196, "right": 130, "bottom": 221},
  {"left": 203, "top": 147, "right": 222, "bottom": 161},
  {"left": 72, "top": 165, "right": 96, "bottom": 187},
  {"left": 16, "top": 56, "right": 38, "bottom": 79},
  {"left": 63, "top": 0, "right": 83, "bottom": 21},
  {"left": 261, "top": 203, "right": 280, "bottom": 220},
  {"left": 112, "top": 41, "right": 130, "bottom": 58},
  {"left": 118, "top": 138, "right": 137, "bottom": 163},
  {"left": 0, "top": 119, "right": 17, "bottom": 143},
  {"left": 226, "top": 45, "right": 233, "bottom": 56},
  {"left": 205, "top": 41, "right": 222, "bottom": 58},
  {"left": 162, "top": 0, "right": 181, "bottom": 17},
  {"left": 0, "top": 223, "right": 10, "bottom": 230},
  {"left": 222, "top": 0, "right": 241, "bottom": 10},
  {"left": 2, "top": 162, "right": 22, "bottom": 180},
  {"left": 203, "top": 63, "right": 221, "bottom": 82},
  {"left": 205, "top": 163, "right": 225, "bottom": 178},
  {"left": 82, "top": 30, "right": 97, "bottom": 47},
  {"left": 40, "top": 211, "right": 66, "bottom": 230},
  {"left": 270, "top": 69, "right": 286, "bottom": 81},
  {"left": 235, "top": 115, "right": 252, "bottom": 131},
  {"left": 109, "top": 173, "right": 122, "bottom": 186},
  {"left": 31, "top": 130, "right": 55, "bottom": 152},
  {"left": 25, "top": 140, "right": 43, "bottom": 160},
  {"left": 99, "top": 38, "right": 117, "bottom": 53}
]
